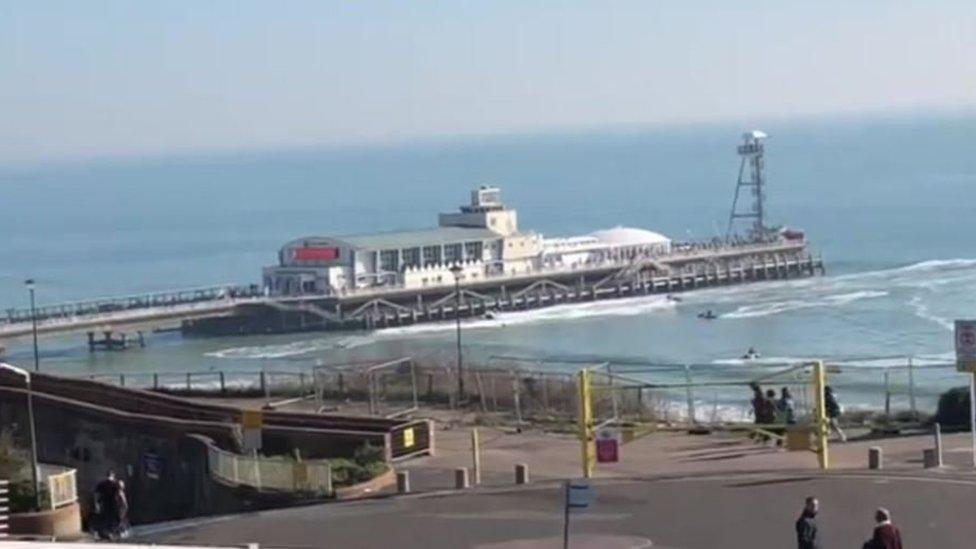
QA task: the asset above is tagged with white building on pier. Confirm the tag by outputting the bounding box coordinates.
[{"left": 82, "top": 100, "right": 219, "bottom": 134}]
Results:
[{"left": 264, "top": 187, "right": 671, "bottom": 296}]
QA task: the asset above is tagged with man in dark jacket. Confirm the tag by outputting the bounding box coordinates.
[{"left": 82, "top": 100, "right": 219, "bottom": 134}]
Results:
[
  {"left": 824, "top": 386, "right": 847, "bottom": 442},
  {"left": 864, "top": 507, "right": 903, "bottom": 549},
  {"left": 795, "top": 496, "right": 821, "bottom": 549}
]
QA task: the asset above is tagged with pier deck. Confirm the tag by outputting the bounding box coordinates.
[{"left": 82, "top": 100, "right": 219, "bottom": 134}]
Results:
[{"left": 0, "top": 240, "right": 823, "bottom": 344}]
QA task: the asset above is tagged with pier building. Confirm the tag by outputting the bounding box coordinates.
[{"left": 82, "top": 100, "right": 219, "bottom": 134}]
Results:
[{"left": 264, "top": 186, "right": 673, "bottom": 297}]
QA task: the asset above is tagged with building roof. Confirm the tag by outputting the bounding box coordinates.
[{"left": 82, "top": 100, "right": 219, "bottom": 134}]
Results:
[
  {"left": 289, "top": 227, "right": 501, "bottom": 251},
  {"left": 589, "top": 226, "right": 671, "bottom": 246}
]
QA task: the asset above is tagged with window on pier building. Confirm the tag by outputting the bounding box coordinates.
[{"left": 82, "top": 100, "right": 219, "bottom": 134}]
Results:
[
  {"left": 401, "top": 247, "right": 420, "bottom": 269},
  {"left": 379, "top": 249, "right": 399, "bottom": 273},
  {"left": 423, "top": 245, "right": 441, "bottom": 266},
  {"left": 464, "top": 241, "right": 482, "bottom": 261},
  {"left": 444, "top": 243, "right": 462, "bottom": 263}
]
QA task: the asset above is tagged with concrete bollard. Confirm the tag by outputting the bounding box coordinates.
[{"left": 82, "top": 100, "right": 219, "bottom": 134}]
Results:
[
  {"left": 396, "top": 470, "right": 411, "bottom": 494},
  {"left": 923, "top": 448, "right": 940, "bottom": 469},
  {"left": 868, "top": 447, "right": 883, "bottom": 470},
  {"left": 454, "top": 467, "right": 470, "bottom": 489},
  {"left": 515, "top": 463, "right": 530, "bottom": 485}
]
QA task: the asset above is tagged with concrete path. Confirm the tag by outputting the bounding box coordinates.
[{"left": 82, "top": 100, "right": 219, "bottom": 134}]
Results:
[
  {"left": 399, "top": 423, "right": 976, "bottom": 493},
  {"left": 141, "top": 471, "right": 976, "bottom": 548}
]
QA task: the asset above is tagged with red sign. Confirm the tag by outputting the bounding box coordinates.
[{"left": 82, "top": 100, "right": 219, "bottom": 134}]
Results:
[
  {"left": 596, "top": 432, "right": 619, "bottom": 463},
  {"left": 294, "top": 247, "right": 338, "bottom": 261}
]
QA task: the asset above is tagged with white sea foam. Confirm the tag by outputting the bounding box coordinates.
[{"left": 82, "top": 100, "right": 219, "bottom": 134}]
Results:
[
  {"left": 205, "top": 335, "right": 372, "bottom": 359},
  {"left": 376, "top": 294, "right": 677, "bottom": 336},
  {"left": 710, "top": 355, "right": 820, "bottom": 367},
  {"left": 907, "top": 295, "right": 954, "bottom": 331},
  {"left": 721, "top": 290, "right": 888, "bottom": 319}
]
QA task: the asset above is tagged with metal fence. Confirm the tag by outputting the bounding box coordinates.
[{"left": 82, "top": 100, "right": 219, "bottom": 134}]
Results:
[
  {"left": 72, "top": 354, "right": 966, "bottom": 427},
  {"left": 80, "top": 369, "right": 315, "bottom": 397},
  {"left": 207, "top": 445, "right": 332, "bottom": 496},
  {"left": 0, "top": 479, "right": 8, "bottom": 539}
]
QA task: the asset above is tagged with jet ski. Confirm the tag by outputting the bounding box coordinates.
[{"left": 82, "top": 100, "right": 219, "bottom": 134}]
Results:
[
  {"left": 741, "top": 347, "right": 760, "bottom": 360},
  {"left": 666, "top": 294, "right": 683, "bottom": 303},
  {"left": 697, "top": 310, "right": 717, "bottom": 320}
]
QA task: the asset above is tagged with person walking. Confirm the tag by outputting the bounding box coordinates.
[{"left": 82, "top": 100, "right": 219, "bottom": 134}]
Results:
[
  {"left": 795, "top": 496, "right": 821, "bottom": 549},
  {"left": 749, "top": 383, "right": 764, "bottom": 440},
  {"left": 778, "top": 387, "right": 797, "bottom": 425},
  {"left": 93, "top": 470, "right": 124, "bottom": 540},
  {"left": 824, "top": 385, "right": 847, "bottom": 442},
  {"left": 863, "top": 507, "right": 903, "bottom": 549}
]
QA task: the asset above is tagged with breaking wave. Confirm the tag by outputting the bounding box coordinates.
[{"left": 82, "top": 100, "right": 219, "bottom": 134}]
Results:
[
  {"left": 376, "top": 294, "right": 677, "bottom": 336},
  {"left": 908, "top": 295, "right": 954, "bottom": 331},
  {"left": 205, "top": 335, "right": 373, "bottom": 359},
  {"left": 721, "top": 290, "right": 888, "bottom": 319}
]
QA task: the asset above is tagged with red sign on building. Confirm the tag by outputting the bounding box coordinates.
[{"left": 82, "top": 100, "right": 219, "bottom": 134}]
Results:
[{"left": 294, "top": 247, "right": 339, "bottom": 261}]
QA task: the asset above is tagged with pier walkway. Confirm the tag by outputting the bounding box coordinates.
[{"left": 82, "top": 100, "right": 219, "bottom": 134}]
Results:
[
  {"left": 0, "top": 240, "right": 823, "bottom": 344},
  {"left": 0, "top": 285, "right": 267, "bottom": 343}
]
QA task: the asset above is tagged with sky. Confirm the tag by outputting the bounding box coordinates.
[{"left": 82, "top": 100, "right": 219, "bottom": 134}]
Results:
[{"left": 1, "top": 1, "right": 975, "bottom": 165}]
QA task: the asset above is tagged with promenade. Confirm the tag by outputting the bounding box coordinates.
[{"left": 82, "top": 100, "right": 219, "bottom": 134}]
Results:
[{"left": 136, "top": 422, "right": 976, "bottom": 548}]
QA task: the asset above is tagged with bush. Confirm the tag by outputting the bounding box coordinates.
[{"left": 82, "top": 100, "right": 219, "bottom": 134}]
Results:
[
  {"left": 329, "top": 442, "right": 388, "bottom": 487},
  {"left": 0, "top": 430, "right": 46, "bottom": 512},
  {"left": 935, "top": 386, "right": 971, "bottom": 428}
]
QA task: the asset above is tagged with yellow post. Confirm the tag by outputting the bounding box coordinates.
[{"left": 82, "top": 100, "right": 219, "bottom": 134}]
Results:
[
  {"left": 471, "top": 427, "right": 482, "bottom": 485},
  {"left": 577, "top": 368, "right": 595, "bottom": 478},
  {"left": 812, "top": 360, "right": 829, "bottom": 470}
]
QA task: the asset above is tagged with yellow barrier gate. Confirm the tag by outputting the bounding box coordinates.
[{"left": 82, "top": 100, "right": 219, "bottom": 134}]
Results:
[{"left": 577, "top": 360, "right": 831, "bottom": 476}]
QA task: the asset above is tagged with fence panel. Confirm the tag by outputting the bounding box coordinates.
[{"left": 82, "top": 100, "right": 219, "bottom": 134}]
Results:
[
  {"left": 47, "top": 470, "right": 78, "bottom": 509},
  {"left": 207, "top": 445, "right": 332, "bottom": 496}
]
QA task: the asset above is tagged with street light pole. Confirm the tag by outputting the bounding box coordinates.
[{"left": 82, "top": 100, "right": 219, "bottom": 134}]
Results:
[
  {"left": 25, "top": 279, "right": 40, "bottom": 372},
  {"left": 449, "top": 265, "right": 465, "bottom": 402},
  {"left": 1, "top": 363, "right": 41, "bottom": 510}
]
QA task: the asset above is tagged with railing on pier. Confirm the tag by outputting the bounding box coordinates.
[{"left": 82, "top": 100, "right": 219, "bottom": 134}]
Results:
[{"left": 4, "top": 284, "right": 264, "bottom": 325}]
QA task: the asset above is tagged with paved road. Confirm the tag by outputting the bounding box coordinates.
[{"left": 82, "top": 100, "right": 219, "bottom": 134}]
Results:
[{"left": 142, "top": 471, "right": 976, "bottom": 548}]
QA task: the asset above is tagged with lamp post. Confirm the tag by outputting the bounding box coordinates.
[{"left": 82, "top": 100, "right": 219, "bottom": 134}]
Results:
[
  {"left": 1, "top": 363, "right": 41, "bottom": 510},
  {"left": 25, "top": 279, "right": 40, "bottom": 372},
  {"left": 449, "top": 264, "right": 465, "bottom": 402}
]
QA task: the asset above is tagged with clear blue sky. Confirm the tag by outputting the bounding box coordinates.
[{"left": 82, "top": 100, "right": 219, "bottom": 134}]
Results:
[{"left": 2, "top": 1, "right": 974, "bottom": 165}]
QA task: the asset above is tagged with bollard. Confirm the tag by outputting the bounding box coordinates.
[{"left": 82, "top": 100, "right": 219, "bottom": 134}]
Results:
[
  {"left": 454, "top": 467, "right": 470, "bottom": 489},
  {"left": 923, "top": 448, "right": 939, "bottom": 469},
  {"left": 934, "top": 423, "right": 944, "bottom": 467},
  {"left": 868, "top": 447, "right": 883, "bottom": 470},
  {"left": 515, "top": 463, "right": 530, "bottom": 485},
  {"left": 471, "top": 428, "right": 482, "bottom": 485},
  {"left": 396, "top": 470, "right": 411, "bottom": 494}
]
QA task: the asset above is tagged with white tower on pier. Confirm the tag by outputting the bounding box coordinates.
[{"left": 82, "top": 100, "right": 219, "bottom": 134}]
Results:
[{"left": 726, "top": 130, "right": 769, "bottom": 240}]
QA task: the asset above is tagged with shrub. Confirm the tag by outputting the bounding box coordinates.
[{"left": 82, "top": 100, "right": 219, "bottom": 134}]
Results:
[
  {"left": 329, "top": 442, "right": 388, "bottom": 487},
  {"left": 935, "top": 386, "right": 971, "bottom": 428}
]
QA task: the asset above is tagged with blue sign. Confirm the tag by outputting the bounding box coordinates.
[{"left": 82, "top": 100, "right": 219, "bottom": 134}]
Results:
[
  {"left": 567, "top": 479, "right": 592, "bottom": 509},
  {"left": 142, "top": 451, "right": 164, "bottom": 481}
]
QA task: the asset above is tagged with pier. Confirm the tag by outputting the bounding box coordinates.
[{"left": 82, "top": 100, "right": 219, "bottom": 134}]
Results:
[
  {"left": 0, "top": 240, "right": 823, "bottom": 345},
  {"left": 185, "top": 240, "right": 825, "bottom": 335}
]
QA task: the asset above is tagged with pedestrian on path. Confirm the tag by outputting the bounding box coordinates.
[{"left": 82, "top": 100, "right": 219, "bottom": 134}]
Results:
[
  {"left": 795, "top": 496, "right": 821, "bottom": 549},
  {"left": 863, "top": 507, "right": 903, "bottom": 549},
  {"left": 778, "top": 387, "right": 796, "bottom": 425},
  {"left": 93, "top": 470, "right": 124, "bottom": 540},
  {"left": 824, "top": 386, "right": 847, "bottom": 442}
]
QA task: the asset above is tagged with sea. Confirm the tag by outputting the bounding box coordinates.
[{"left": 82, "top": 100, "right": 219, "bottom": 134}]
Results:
[{"left": 2, "top": 113, "right": 975, "bottom": 416}]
